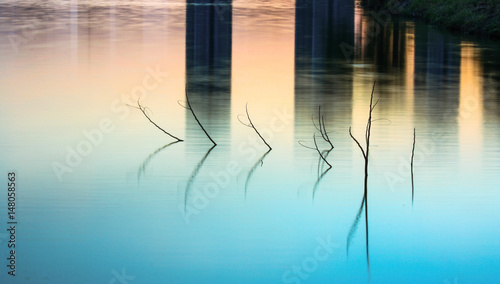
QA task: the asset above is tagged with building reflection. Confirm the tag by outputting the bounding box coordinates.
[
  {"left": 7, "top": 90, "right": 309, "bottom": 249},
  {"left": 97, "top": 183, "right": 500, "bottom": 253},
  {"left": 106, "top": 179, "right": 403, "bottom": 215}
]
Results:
[
  {"left": 413, "top": 27, "right": 461, "bottom": 155},
  {"left": 185, "top": 0, "right": 232, "bottom": 145},
  {"left": 294, "top": 0, "right": 355, "bottom": 146}
]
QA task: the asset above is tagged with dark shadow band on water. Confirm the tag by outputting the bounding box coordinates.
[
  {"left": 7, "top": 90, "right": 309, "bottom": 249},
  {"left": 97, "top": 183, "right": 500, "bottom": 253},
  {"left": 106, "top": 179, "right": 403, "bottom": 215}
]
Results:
[
  {"left": 184, "top": 145, "right": 216, "bottom": 211},
  {"left": 137, "top": 140, "right": 182, "bottom": 182},
  {"left": 244, "top": 149, "right": 271, "bottom": 199}
]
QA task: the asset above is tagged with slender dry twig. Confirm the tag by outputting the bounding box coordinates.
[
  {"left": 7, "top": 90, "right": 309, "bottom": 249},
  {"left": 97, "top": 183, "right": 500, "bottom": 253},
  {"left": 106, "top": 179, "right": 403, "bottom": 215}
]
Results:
[
  {"left": 349, "top": 81, "right": 376, "bottom": 191},
  {"left": 129, "top": 99, "right": 183, "bottom": 142},
  {"left": 313, "top": 134, "right": 331, "bottom": 170},
  {"left": 349, "top": 127, "right": 366, "bottom": 158},
  {"left": 411, "top": 128, "right": 416, "bottom": 206},
  {"left": 319, "top": 149, "right": 333, "bottom": 176},
  {"left": 240, "top": 104, "right": 272, "bottom": 197},
  {"left": 348, "top": 81, "right": 377, "bottom": 279},
  {"left": 184, "top": 85, "right": 217, "bottom": 146},
  {"left": 311, "top": 134, "right": 333, "bottom": 199},
  {"left": 184, "top": 145, "right": 216, "bottom": 211},
  {"left": 312, "top": 106, "right": 334, "bottom": 150},
  {"left": 239, "top": 104, "right": 272, "bottom": 150},
  {"left": 299, "top": 107, "right": 335, "bottom": 198},
  {"left": 298, "top": 140, "right": 316, "bottom": 150},
  {"left": 321, "top": 110, "right": 334, "bottom": 150}
]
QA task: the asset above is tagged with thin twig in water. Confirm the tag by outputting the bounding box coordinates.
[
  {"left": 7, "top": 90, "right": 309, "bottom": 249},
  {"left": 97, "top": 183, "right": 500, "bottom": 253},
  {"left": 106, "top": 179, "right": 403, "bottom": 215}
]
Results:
[
  {"left": 311, "top": 134, "right": 332, "bottom": 199},
  {"left": 411, "top": 128, "right": 416, "bottom": 206},
  {"left": 312, "top": 106, "right": 334, "bottom": 150},
  {"left": 349, "top": 127, "right": 366, "bottom": 159},
  {"left": 184, "top": 85, "right": 217, "bottom": 146},
  {"left": 298, "top": 107, "right": 335, "bottom": 199},
  {"left": 298, "top": 140, "right": 316, "bottom": 150},
  {"left": 239, "top": 103, "right": 272, "bottom": 150},
  {"left": 348, "top": 81, "right": 377, "bottom": 279},
  {"left": 240, "top": 103, "right": 272, "bottom": 197},
  {"left": 313, "top": 134, "right": 331, "bottom": 170},
  {"left": 319, "top": 149, "right": 332, "bottom": 176},
  {"left": 129, "top": 99, "right": 183, "bottom": 142}
]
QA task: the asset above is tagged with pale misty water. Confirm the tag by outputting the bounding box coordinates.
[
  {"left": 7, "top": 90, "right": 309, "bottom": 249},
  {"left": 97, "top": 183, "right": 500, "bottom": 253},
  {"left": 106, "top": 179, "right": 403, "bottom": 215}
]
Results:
[{"left": 0, "top": 0, "right": 499, "bottom": 283}]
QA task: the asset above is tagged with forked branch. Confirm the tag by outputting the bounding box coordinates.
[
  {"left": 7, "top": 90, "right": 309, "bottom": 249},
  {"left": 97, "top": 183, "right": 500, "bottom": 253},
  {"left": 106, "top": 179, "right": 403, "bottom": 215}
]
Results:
[
  {"left": 238, "top": 103, "right": 272, "bottom": 150},
  {"left": 312, "top": 106, "right": 334, "bottom": 150},
  {"left": 347, "top": 81, "right": 377, "bottom": 279},
  {"left": 313, "top": 134, "right": 331, "bottom": 170}
]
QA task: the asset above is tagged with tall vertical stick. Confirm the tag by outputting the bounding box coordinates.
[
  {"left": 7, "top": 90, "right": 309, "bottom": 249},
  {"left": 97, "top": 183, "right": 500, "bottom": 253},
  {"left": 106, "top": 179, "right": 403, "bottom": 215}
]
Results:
[
  {"left": 411, "top": 128, "right": 416, "bottom": 206},
  {"left": 348, "top": 81, "right": 377, "bottom": 279}
]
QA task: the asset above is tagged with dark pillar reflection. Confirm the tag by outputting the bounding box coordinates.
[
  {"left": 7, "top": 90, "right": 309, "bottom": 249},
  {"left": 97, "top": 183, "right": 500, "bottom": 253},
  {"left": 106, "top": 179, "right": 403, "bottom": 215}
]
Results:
[
  {"left": 294, "top": 0, "right": 354, "bottom": 143},
  {"left": 186, "top": 0, "right": 232, "bottom": 146},
  {"left": 414, "top": 28, "right": 461, "bottom": 125},
  {"left": 413, "top": 26, "right": 461, "bottom": 166},
  {"left": 481, "top": 45, "right": 500, "bottom": 120}
]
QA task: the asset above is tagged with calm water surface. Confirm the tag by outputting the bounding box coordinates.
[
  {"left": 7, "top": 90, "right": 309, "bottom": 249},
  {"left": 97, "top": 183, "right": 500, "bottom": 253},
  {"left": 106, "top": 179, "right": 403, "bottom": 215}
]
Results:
[{"left": 0, "top": 0, "right": 499, "bottom": 283}]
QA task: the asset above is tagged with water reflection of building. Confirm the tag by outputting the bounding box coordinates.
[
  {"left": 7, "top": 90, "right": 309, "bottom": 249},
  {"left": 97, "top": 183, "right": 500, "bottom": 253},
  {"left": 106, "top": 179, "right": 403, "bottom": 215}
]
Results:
[
  {"left": 186, "top": 0, "right": 232, "bottom": 145},
  {"left": 353, "top": 8, "right": 415, "bottom": 75},
  {"left": 414, "top": 27, "right": 461, "bottom": 126},
  {"left": 294, "top": 0, "right": 355, "bottom": 146}
]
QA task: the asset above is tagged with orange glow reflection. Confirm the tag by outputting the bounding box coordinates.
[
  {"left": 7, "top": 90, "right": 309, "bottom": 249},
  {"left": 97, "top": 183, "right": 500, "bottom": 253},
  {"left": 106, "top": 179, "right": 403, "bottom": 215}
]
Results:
[{"left": 459, "top": 43, "right": 483, "bottom": 171}]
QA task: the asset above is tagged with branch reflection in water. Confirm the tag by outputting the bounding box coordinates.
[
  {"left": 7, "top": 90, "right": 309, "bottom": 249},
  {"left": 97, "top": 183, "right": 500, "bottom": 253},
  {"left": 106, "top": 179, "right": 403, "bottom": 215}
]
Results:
[
  {"left": 238, "top": 103, "right": 273, "bottom": 198},
  {"left": 137, "top": 140, "right": 182, "bottom": 181},
  {"left": 184, "top": 145, "right": 216, "bottom": 211},
  {"left": 244, "top": 149, "right": 271, "bottom": 198}
]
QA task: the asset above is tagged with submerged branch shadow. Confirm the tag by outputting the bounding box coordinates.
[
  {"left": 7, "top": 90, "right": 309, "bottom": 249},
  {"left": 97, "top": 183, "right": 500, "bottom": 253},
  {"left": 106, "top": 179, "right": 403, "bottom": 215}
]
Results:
[
  {"left": 184, "top": 145, "right": 216, "bottom": 211},
  {"left": 300, "top": 106, "right": 335, "bottom": 200},
  {"left": 244, "top": 149, "right": 271, "bottom": 198},
  {"left": 346, "top": 191, "right": 370, "bottom": 277},
  {"left": 411, "top": 128, "right": 416, "bottom": 206},
  {"left": 239, "top": 103, "right": 273, "bottom": 198},
  {"left": 346, "top": 193, "right": 366, "bottom": 258},
  {"left": 137, "top": 140, "right": 182, "bottom": 181},
  {"left": 311, "top": 133, "right": 333, "bottom": 200}
]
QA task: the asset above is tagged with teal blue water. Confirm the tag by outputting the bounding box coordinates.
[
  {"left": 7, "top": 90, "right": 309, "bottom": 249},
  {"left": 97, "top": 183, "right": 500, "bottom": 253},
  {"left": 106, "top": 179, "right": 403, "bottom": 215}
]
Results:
[{"left": 0, "top": 0, "right": 499, "bottom": 283}]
